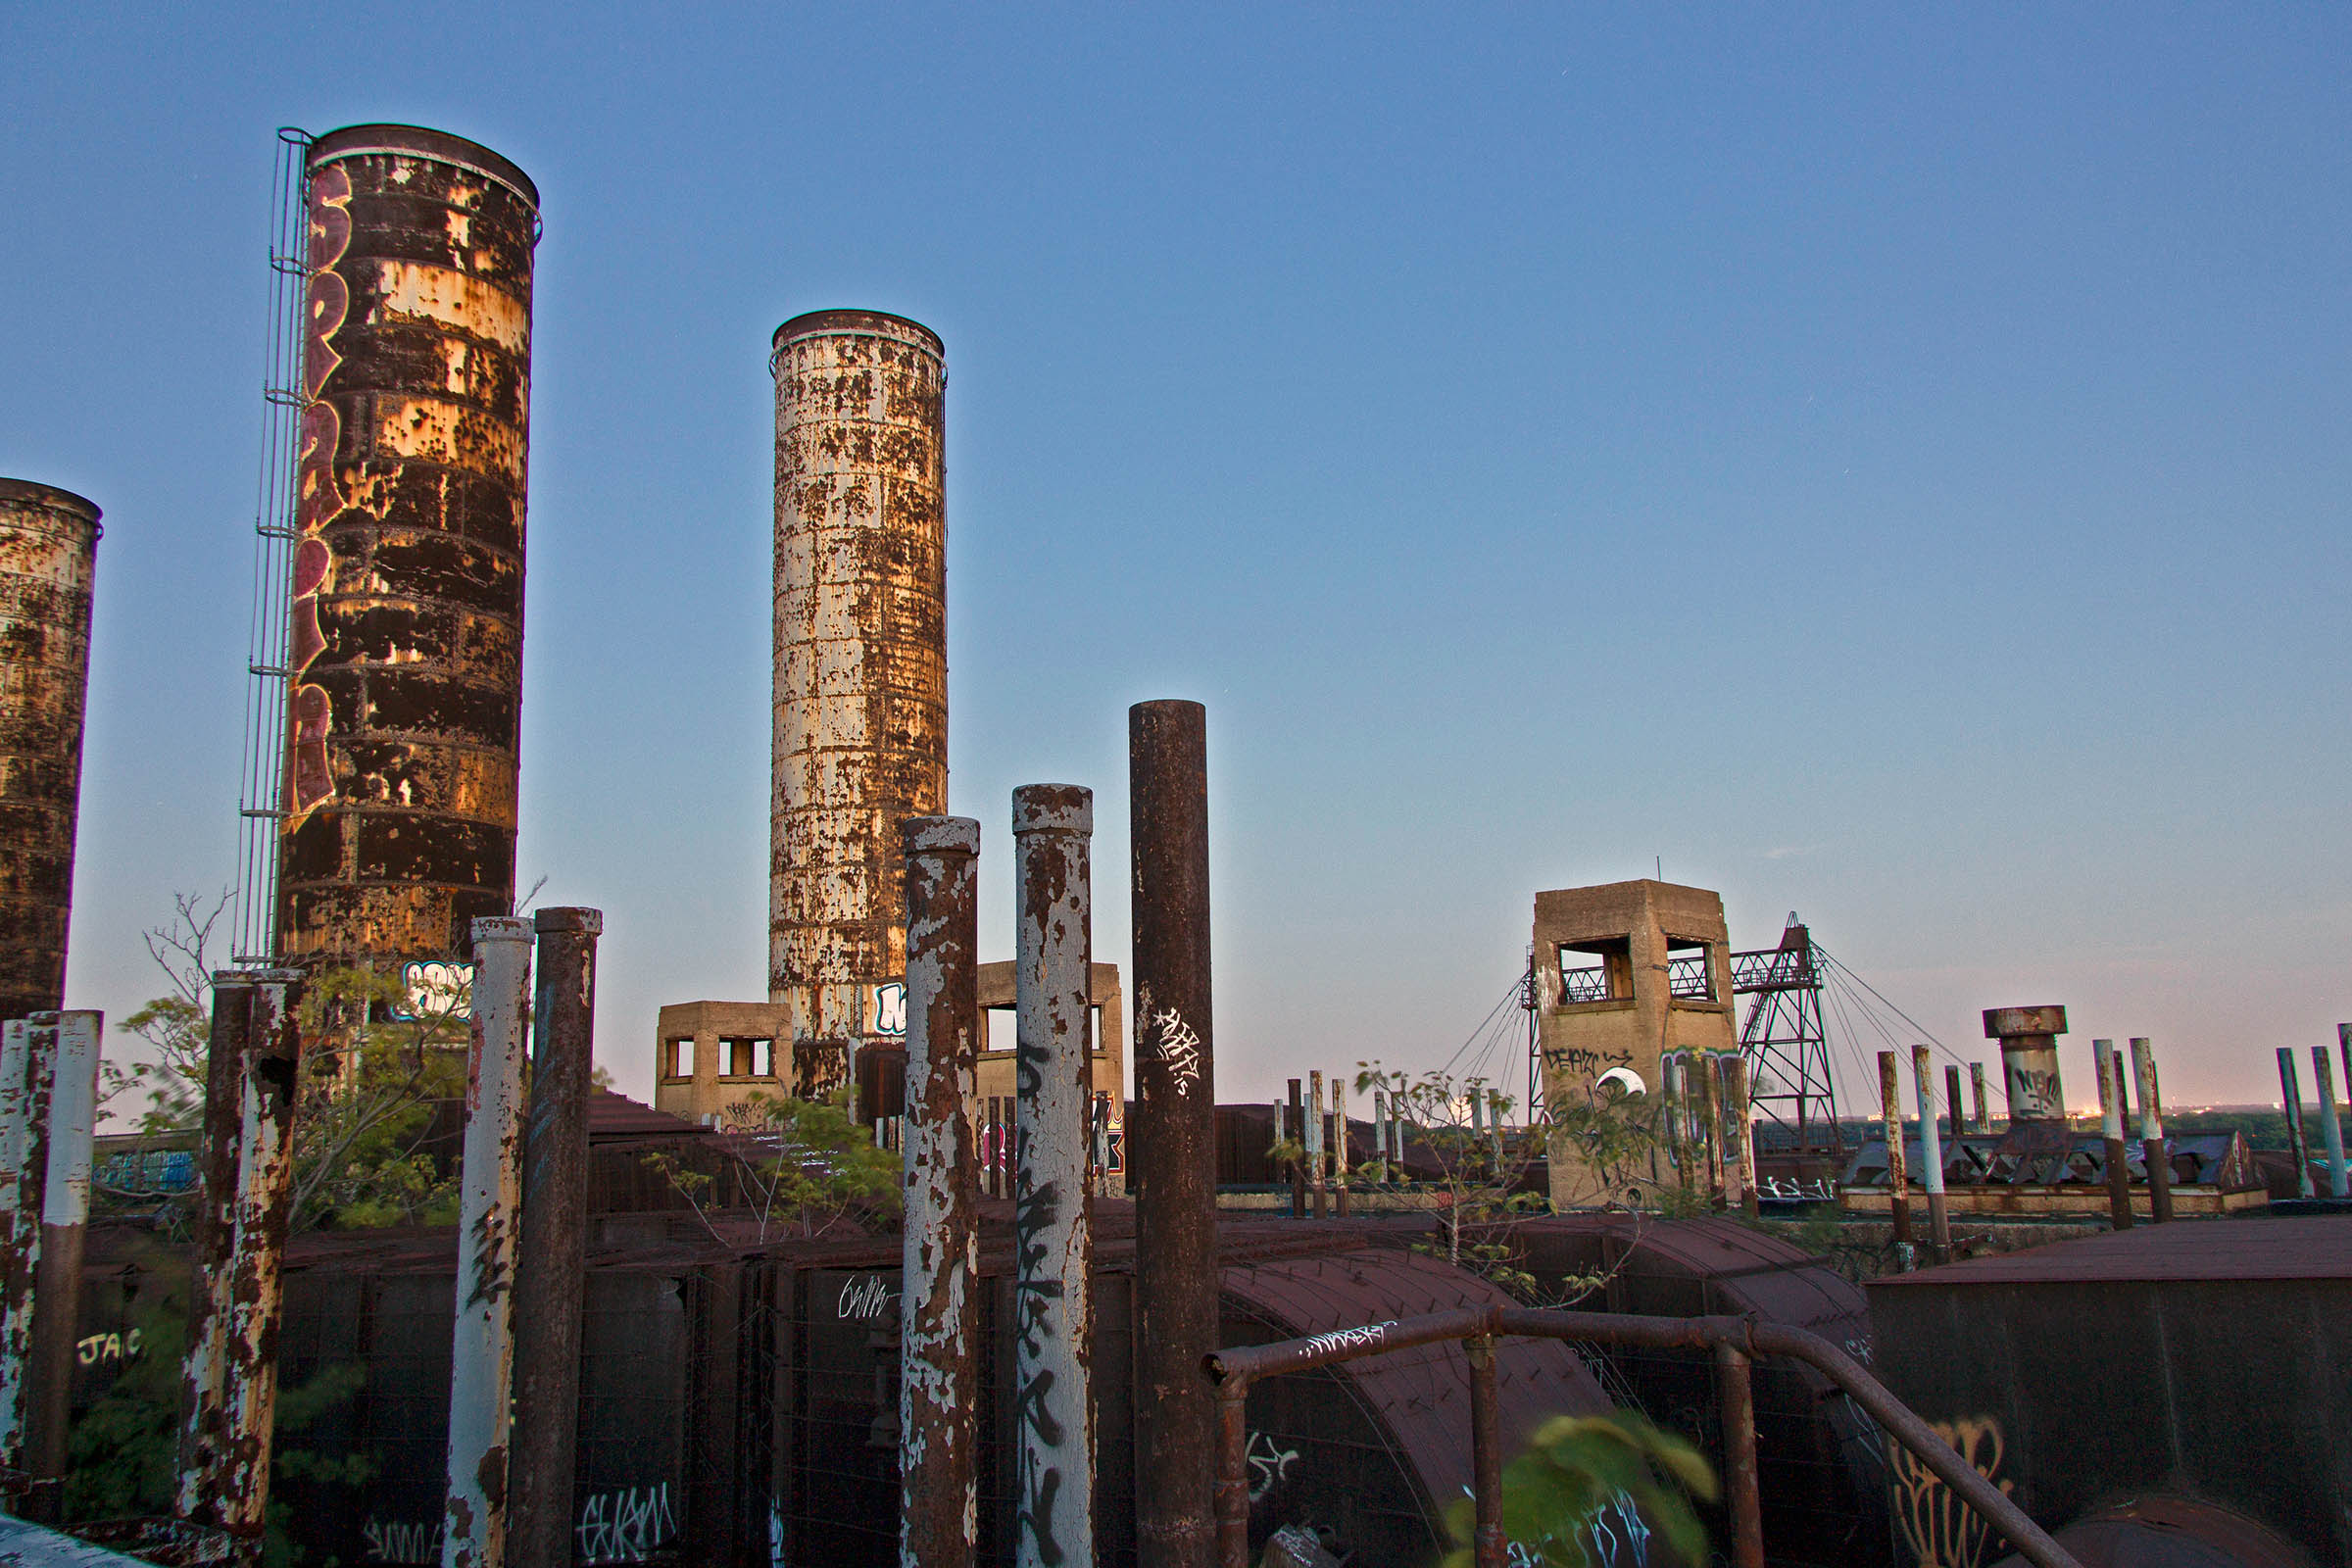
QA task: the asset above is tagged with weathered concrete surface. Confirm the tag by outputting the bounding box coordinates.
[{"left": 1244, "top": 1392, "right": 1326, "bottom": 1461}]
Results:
[
  {"left": 768, "top": 311, "right": 947, "bottom": 1076},
  {"left": 0, "top": 480, "right": 99, "bottom": 1023},
  {"left": 278, "top": 124, "right": 539, "bottom": 967},
  {"left": 1534, "top": 879, "right": 1737, "bottom": 1206}
]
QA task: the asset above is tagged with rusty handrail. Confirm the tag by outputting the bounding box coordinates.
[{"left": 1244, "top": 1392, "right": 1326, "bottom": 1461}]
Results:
[{"left": 1206, "top": 1303, "right": 2082, "bottom": 1568}]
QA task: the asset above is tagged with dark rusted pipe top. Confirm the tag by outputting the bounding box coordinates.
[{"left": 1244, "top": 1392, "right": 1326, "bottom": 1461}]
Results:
[
  {"left": 771, "top": 309, "right": 945, "bottom": 358},
  {"left": 1984, "top": 1005, "right": 2067, "bottom": 1040},
  {"left": 0, "top": 479, "right": 102, "bottom": 533},
  {"left": 533, "top": 906, "right": 604, "bottom": 935},
  {"left": 306, "top": 122, "right": 540, "bottom": 211}
]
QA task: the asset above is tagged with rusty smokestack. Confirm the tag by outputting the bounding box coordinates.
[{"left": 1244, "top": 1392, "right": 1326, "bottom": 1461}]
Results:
[
  {"left": 1011, "top": 785, "right": 1094, "bottom": 1568},
  {"left": 278, "top": 125, "right": 539, "bottom": 969},
  {"left": 443, "top": 917, "right": 532, "bottom": 1568},
  {"left": 900, "top": 816, "right": 982, "bottom": 1568},
  {"left": 1983, "top": 1005, "right": 2067, "bottom": 1124},
  {"left": 1129, "top": 699, "right": 1216, "bottom": 1568},
  {"left": 0, "top": 482, "right": 100, "bottom": 1024},
  {"left": 769, "top": 311, "right": 948, "bottom": 1089},
  {"left": 506, "top": 908, "right": 600, "bottom": 1568},
  {"left": 1969, "top": 1061, "right": 1988, "bottom": 1133}
]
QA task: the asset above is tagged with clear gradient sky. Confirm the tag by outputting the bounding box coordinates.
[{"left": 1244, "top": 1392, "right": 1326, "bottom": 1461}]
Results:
[{"left": 6, "top": 5, "right": 2347, "bottom": 1117}]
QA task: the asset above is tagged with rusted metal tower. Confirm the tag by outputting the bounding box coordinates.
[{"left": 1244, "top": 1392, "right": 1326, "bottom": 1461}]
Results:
[
  {"left": 768, "top": 310, "right": 948, "bottom": 1079},
  {"left": 1734, "top": 915, "right": 1842, "bottom": 1161},
  {"left": 274, "top": 124, "right": 540, "bottom": 969},
  {"left": 0, "top": 480, "right": 101, "bottom": 1022}
]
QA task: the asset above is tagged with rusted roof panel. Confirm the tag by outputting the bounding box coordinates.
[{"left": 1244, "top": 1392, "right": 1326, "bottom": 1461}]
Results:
[{"left": 1222, "top": 1249, "right": 1609, "bottom": 1516}]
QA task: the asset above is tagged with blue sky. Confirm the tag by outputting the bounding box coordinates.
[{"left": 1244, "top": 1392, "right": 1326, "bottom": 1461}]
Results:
[{"left": 6, "top": 4, "right": 2347, "bottom": 1114}]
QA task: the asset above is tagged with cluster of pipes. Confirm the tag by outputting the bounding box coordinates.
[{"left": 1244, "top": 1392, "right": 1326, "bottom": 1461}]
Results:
[
  {"left": 901, "top": 699, "right": 1223, "bottom": 1568},
  {"left": 1874, "top": 1021, "right": 2184, "bottom": 1267},
  {"left": 2273, "top": 1025, "right": 2352, "bottom": 1202},
  {"left": 1660, "top": 1053, "right": 1761, "bottom": 1214},
  {"left": 0, "top": 916, "right": 605, "bottom": 1565}
]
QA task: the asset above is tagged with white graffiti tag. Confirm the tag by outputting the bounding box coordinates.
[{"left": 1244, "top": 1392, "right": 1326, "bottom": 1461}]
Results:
[
  {"left": 838, "top": 1274, "right": 896, "bottom": 1320},
  {"left": 1151, "top": 1006, "right": 1204, "bottom": 1092},
  {"left": 1246, "top": 1430, "right": 1300, "bottom": 1501},
  {"left": 1301, "top": 1320, "right": 1396, "bottom": 1358},
  {"left": 577, "top": 1483, "right": 677, "bottom": 1565},
  {"left": 363, "top": 1518, "right": 442, "bottom": 1564}
]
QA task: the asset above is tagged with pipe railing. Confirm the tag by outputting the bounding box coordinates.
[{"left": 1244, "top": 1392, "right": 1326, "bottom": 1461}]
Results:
[{"left": 1205, "top": 1304, "right": 2083, "bottom": 1568}]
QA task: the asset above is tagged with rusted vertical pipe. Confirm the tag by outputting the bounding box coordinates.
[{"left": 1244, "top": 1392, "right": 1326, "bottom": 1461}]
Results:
[
  {"left": 0, "top": 1016, "right": 52, "bottom": 1479},
  {"left": 901, "top": 816, "right": 982, "bottom": 1568},
  {"left": 1713, "top": 1341, "right": 1765, "bottom": 1568},
  {"left": 2314, "top": 1046, "right": 2349, "bottom": 1200},
  {"left": 1306, "top": 1071, "right": 1327, "bottom": 1219},
  {"left": 2338, "top": 1024, "right": 2352, "bottom": 1131},
  {"left": 2093, "top": 1043, "right": 2132, "bottom": 1231},
  {"left": 202, "top": 976, "right": 303, "bottom": 1554},
  {"left": 2130, "top": 1039, "right": 2171, "bottom": 1224},
  {"left": 1910, "top": 1047, "right": 1949, "bottom": 1263},
  {"left": 1286, "top": 1080, "right": 1305, "bottom": 1217},
  {"left": 1387, "top": 1078, "right": 1404, "bottom": 1166},
  {"left": 2278, "top": 1048, "right": 2313, "bottom": 1200},
  {"left": 22, "top": 1010, "right": 99, "bottom": 1520},
  {"left": 1012, "top": 786, "right": 1095, "bottom": 1568},
  {"left": 1486, "top": 1089, "right": 1503, "bottom": 1175},
  {"left": 1466, "top": 1335, "right": 1504, "bottom": 1568},
  {"left": 507, "top": 909, "right": 602, "bottom": 1568},
  {"left": 1213, "top": 1382, "right": 1250, "bottom": 1568},
  {"left": 1129, "top": 699, "right": 1216, "bottom": 1568},
  {"left": 1370, "top": 1089, "right": 1387, "bottom": 1181},
  {"left": 1698, "top": 1060, "right": 1725, "bottom": 1206},
  {"left": 443, "top": 918, "right": 532, "bottom": 1568},
  {"left": 1723, "top": 1058, "right": 1758, "bottom": 1219},
  {"left": 176, "top": 977, "right": 255, "bottom": 1520},
  {"left": 1943, "top": 1066, "right": 1964, "bottom": 1139},
  {"left": 1969, "top": 1062, "right": 1988, "bottom": 1133},
  {"left": 1878, "top": 1052, "right": 1913, "bottom": 1261},
  {"left": 1333, "top": 1078, "right": 1351, "bottom": 1217}
]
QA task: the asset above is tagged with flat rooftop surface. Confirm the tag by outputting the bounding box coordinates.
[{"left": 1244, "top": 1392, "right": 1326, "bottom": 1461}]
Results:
[{"left": 1872, "top": 1214, "right": 2352, "bottom": 1286}]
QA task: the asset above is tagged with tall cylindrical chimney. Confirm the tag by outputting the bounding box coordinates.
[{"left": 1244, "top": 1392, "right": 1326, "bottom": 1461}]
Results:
[
  {"left": 0, "top": 480, "right": 101, "bottom": 1022},
  {"left": 277, "top": 124, "right": 539, "bottom": 968},
  {"left": 768, "top": 311, "right": 948, "bottom": 1081}
]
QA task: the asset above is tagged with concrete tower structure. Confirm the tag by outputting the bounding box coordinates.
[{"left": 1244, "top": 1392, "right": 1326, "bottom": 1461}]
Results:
[
  {"left": 276, "top": 124, "right": 539, "bottom": 968},
  {"left": 768, "top": 311, "right": 948, "bottom": 1086},
  {"left": 0, "top": 480, "right": 101, "bottom": 1021},
  {"left": 1534, "top": 879, "right": 1737, "bottom": 1206}
]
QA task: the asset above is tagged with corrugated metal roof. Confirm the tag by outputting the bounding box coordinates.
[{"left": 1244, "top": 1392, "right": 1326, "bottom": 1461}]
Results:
[
  {"left": 1873, "top": 1214, "right": 2352, "bottom": 1287},
  {"left": 1222, "top": 1249, "right": 1610, "bottom": 1517}
]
